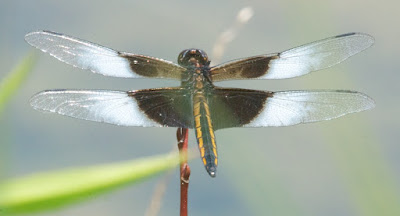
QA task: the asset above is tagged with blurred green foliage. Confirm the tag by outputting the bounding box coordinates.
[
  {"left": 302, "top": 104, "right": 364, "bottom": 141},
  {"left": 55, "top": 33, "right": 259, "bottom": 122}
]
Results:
[
  {"left": 0, "top": 52, "right": 36, "bottom": 187},
  {"left": 0, "top": 53, "right": 36, "bottom": 115},
  {"left": 0, "top": 152, "right": 184, "bottom": 215}
]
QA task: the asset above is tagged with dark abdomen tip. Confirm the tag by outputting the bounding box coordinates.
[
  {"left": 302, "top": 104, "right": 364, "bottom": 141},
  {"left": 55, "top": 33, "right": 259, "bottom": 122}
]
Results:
[{"left": 207, "top": 165, "right": 217, "bottom": 177}]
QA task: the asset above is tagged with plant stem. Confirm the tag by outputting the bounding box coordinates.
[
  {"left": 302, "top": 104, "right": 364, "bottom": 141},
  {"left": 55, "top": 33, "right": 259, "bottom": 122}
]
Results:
[{"left": 177, "top": 128, "right": 190, "bottom": 216}]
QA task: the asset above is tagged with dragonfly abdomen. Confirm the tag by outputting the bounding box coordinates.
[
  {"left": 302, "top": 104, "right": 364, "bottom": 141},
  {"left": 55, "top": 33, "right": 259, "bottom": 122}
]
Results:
[{"left": 193, "top": 94, "right": 218, "bottom": 177}]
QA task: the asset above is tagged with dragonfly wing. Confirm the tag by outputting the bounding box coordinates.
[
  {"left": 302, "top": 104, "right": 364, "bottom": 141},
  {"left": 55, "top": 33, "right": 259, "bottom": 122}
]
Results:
[
  {"left": 209, "top": 88, "right": 375, "bottom": 129},
  {"left": 25, "top": 31, "right": 186, "bottom": 79},
  {"left": 30, "top": 88, "right": 193, "bottom": 128},
  {"left": 210, "top": 33, "right": 374, "bottom": 81}
]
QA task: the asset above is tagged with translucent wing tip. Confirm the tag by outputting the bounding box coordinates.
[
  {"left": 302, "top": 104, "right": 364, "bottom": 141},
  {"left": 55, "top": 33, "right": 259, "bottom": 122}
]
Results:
[
  {"left": 25, "top": 31, "right": 44, "bottom": 48},
  {"left": 334, "top": 90, "right": 376, "bottom": 112},
  {"left": 25, "top": 30, "right": 59, "bottom": 47},
  {"left": 25, "top": 30, "right": 43, "bottom": 43},
  {"left": 360, "top": 92, "right": 376, "bottom": 111},
  {"left": 348, "top": 91, "right": 376, "bottom": 112},
  {"left": 25, "top": 30, "right": 55, "bottom": 36},
  {"left": 30, "top": 90, "right": 68, "bottom": 113},
  {"left": 340, "top": 32, "right": 375, "bottom": 50},
  {"left": 29, "top": 90, "right": 50, "bottom": 111}
]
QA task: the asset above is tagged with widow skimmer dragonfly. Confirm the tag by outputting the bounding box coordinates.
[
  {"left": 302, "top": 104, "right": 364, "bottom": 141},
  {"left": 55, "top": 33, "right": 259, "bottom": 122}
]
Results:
[{"left": 25, "top": 31, "right": 375, "bottom": 177}]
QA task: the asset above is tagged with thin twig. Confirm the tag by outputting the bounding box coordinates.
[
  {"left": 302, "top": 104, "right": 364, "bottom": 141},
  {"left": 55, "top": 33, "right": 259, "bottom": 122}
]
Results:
[
  {"left": 211, "top": 6, "right": 254, "bottom": 65},
  {"left": 144, "top": 170, "right": 173, "bottom": 216},
  {"left": 177, "top": 128, "right": 190, "bottom": 216}
]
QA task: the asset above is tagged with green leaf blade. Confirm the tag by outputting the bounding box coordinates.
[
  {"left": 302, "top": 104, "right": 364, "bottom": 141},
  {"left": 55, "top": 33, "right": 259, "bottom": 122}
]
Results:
[
  {"left": 0, "top": 53, "right": 36, "bottom": 114},
  {"left": 0, "top": 152, "right": 183, "bottom": 215}
]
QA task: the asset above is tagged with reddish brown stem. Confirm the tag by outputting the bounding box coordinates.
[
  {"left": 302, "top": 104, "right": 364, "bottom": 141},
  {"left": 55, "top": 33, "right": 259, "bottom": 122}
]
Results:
[{"left": 177, "top": 128, "right": 190, "bottom": 216}]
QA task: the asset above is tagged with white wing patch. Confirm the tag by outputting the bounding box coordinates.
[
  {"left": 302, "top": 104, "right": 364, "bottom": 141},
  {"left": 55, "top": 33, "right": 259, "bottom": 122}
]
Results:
[
  {"left": 245, "top": 90, "right": 375, "bottom": 127},
  {"left": 25, "top": 31, "right": 140, "bottom": 78},
  {"left": 262, "top": 33, "right": 374, "bottom": 79},
  {"left": 30, "top": 90, "right": 162, "bottom": 127}
]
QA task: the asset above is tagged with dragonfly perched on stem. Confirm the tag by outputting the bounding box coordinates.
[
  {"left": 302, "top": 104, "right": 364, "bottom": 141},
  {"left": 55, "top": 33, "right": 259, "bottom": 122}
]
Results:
[{"left": 26, "top": 31, "right": 375, "bottom": 177}]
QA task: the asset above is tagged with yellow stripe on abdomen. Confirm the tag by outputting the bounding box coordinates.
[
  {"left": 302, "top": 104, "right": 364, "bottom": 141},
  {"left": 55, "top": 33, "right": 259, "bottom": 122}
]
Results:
[{"left": 193, "top": 94, "right": 218, "bottom": 177}]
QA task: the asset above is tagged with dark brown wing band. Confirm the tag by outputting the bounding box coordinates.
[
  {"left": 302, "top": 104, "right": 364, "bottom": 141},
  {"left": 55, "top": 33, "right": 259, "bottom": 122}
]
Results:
[
  {"left": 208, "top": 88, "right": 273, "bottom": 130},
  {"left": 210, "top": 55, "right": 279, "bottom": 81},
  {"left": 119, "top": 53, "right": 186, "bottom": 79},
  {"left": 129, "top": 87, "right": 193, "bottom": 128}
]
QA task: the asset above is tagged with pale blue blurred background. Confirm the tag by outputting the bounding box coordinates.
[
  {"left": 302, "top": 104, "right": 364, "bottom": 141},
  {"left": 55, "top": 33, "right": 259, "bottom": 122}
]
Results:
[{"left": 1, "top": 0, "right": 399, "bottom": 215}]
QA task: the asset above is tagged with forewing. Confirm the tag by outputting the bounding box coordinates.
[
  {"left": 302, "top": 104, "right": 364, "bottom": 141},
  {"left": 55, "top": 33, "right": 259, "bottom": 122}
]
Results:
[
  {"left": 30, "top": 88, "right": 193, "bottom": 128},
  {"left": 209, "top": 88, "right": 375, "bottom": 129},
  {"left": 25, "top": 31, "right": 185, "bottom": 79},
  {"left": 210, "top": 33, "right": 374, "bottom": 81}
]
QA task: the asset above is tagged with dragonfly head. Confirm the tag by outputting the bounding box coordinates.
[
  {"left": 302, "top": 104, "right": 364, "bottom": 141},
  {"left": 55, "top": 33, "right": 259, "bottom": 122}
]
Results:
[{"left": 178, "top": 49, "right": 209, "bottom": 67}]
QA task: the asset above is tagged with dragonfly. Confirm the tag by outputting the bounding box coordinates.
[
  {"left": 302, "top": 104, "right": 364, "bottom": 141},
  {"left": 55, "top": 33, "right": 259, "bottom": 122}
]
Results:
[{"left": 25, "top": 31, "right": 375, "bottom": 177}]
